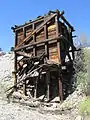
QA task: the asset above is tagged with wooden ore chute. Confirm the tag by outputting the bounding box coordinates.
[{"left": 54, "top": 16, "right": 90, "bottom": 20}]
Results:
[{"left": 11, "top": 10, "right": 75, "bottom": 102}]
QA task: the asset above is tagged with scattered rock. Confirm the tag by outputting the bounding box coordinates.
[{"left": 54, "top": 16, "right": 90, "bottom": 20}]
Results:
[
  {"left": 20, "top": 99, "right": 40, "bottom": 107},
  {"left": 75, "top": 116, "right": 82, "bottom": 120},
  {"left": 51, "top": 97, "right": 60, "bottom": 103},
  {"left": 0, "top": 52, "right": 87, "bottom": 120}
]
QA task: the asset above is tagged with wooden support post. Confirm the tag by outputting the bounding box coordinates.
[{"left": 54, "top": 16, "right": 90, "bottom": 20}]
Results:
[
  {"left": 34, "top": 77, "right": 38, "bottom": 98},
  {"left": 15, "top": 32, "right": 18, "bottom": 46},
  {"left": 23, "top": 27, "right": 26, "bottom": 42},
  {"left": 61, "top": 15, "right": 74, "bottom": 31},
  {"left": 23, "top": 78, "right": 27, "bottom": 95},
  {"left": 68, "top": 27, "right": 74, "bottom": 60},
  {"left": 57, "top": 42, "right": 61, "bottom": 63},
  {"left": 55, "top": 14, "right": 59, "bottom": 37},
  {"left": 46, "top": 69, "right": 50, "bottom": 101},
  {"left": 58, "top": 77, "right": 63, "bottom": 103},
  {"left": 33, "top": 23, "right": 36, "bottom": 56},
  {"left": 44, "top": 23, "right": 49, "bottom": 59},
  {"left": 56, "top": 14, "right": 63, "bottom": 102},
  {"left": 23, "top": 27, "right": 26, "bottom": 39},
  {"left": 55, "top": 15, "right": 61, "bottom": 63},
  {"left": 34, "top": 68, "right": 42, "bottom": 98}
]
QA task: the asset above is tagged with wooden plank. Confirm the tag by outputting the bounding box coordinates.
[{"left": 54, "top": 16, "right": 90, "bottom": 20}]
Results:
[
  {"left": 55, "top": 15, "right": 59, "bottom": 37},
  {"left": 36, "top": 30, "right": 56, "bottom": 41},
  {"left": 15, "top": 36, "right": 61, "bottom": 51},
  {"left": 23, "top": 74, "right": 27, "bottom": 95},
  {"left": 49, "top": 43, "right": 58, "bottom": 62},
  {"left": 61, "top": 35, "right": 75, "bottom": 50},
  {"left": 61, "top": 15, "right": 74, "bottom": 31},
  {"left": 5, "top": 65, "right": 45, "bottom": 92},
  {"left": 15, "top": 13, "right": 57, "bottom": 49},
  {"left": 33, "top": 23, "right": 36, "bottom": 56},
  {"left": 33, "top": 23, "right": 36, "bottom": 42},
  {"left": 55, "top": 15, "right": 61, "bottom": 63},
  {"left": 55, "top": 14, "right": 63, "bottom": 103},
  {"left": 57, "top": 41, "right": 61, "bottom": 63},
  {"left": 58, "top": 77, "right": 63, "bottom": 103},
  {"left": 15, "top": 32, "right": 18, "bottom": 47},
  {"left": 46, "top": 69, "right": 50, "bottom": 101},
  {"left": 14, "top": 17, "right": 44, "bottom": 32},
  {"left": 16, "top": 51, "right": 32, "bottom": 58},
  {"left": 36, "top": 46, "right": 45, "bottom": 56},
  {"left": 34, "top": 78, "right": 38, "bottom": 98},
  {"left": 23, "top": 27, "right": 26, "bottom": 38},
  {"left": 44, "top": 23, "right": 49, "bottom": 59},
  {"left": 68, "top": 27, "right": 74, "bottom": 60}
]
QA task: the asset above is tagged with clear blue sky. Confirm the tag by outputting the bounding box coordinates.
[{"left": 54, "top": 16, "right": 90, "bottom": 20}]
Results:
[{"left": 0, "top": 0, "right": 90, "bottom": 51}]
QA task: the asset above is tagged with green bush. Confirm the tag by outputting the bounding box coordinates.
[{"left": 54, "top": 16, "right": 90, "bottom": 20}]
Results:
[
  {"left": 79, "top": 96, "right": 90, "bottom": 116},
  {"left": 76, "top": 48, "right": 90, "bottom": 96}
]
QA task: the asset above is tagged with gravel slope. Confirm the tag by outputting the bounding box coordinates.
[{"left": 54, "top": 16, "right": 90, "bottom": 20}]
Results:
[
  {"left": 0, "top": 53, "right": 71, "bottom": 120},
  {"left": 0, "top": 98, "right": 72, "bottom": 120},
  {"left": 0, "top": 52, "right": 85, "bottom": 120}
]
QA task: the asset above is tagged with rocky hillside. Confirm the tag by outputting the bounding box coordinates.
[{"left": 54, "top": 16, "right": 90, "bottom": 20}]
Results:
[
  {"left": 0, "top": 52, "right": 87, "bottom": 120},
  {"left": 0, "top": 52, "right": 14, "bottom": 96}
]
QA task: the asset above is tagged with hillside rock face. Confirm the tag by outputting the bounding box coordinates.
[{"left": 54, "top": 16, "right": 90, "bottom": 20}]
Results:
[
  {"left": 0, "top": 52, "right": 71, "bottom": 120},
  {"left": 0, "top": 52, "right": 86, "bottom": 120},
  {"left": 0, "top": 52, "right": 14, "bottom": 81}
]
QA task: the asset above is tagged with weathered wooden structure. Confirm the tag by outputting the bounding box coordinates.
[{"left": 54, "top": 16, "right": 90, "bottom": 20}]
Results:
[{"left": 11, "top": 10, "right": 76, "bottom": 102}]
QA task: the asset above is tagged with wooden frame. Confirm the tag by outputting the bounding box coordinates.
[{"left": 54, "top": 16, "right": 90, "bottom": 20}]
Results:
[{"left": 11, "top": 10, "right": 75, "bottom": 102}]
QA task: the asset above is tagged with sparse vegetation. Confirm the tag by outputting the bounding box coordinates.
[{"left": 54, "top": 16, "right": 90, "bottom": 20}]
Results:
[
  {"left": 76, "top": 48, "right": 90, "bottom": 95},
  {"left": 76, "top": 48, "right": 90, "bottom": 119},
  {"left": 79, "top": 96, "right": 90, "bottom": 117}
]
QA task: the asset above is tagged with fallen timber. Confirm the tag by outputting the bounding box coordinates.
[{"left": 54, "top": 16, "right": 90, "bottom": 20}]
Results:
[{"left": 9, "top": 9, "right": 77, "bottom": 103}]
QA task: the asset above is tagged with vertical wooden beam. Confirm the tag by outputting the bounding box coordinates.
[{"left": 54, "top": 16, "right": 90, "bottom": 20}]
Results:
[
  {"left": 55, "top": 14, "right": 61, "bottom": 63},
  {"left": 23, "top": 77, "right": 27, "bottom": 95},
  {"left": 56, "top": 14, "right": 63, "bottom": 102},
  {"left": 46, "top": 69, "right": 50, "bottom": 101},
  {"left": 33, "top": 23, "right": 36, "bottom": 56},
  {"left": 23, "top": 27, "right": 26, "bottom": 39},
  {"left": 58, "top": 77, "right": 63, "bottom": 103},
  {"left": 68, "top": 27, "right": 74, "bottom": 60},
  {"left": 23, "top": 27, "right": 27, "bottom": 95},
  {"left": 14, "top": 32, "right": 17, "bottom": 53},
  {"left": 44, "top": 23, "right": 49, "bottom": 59},
  {"left": 55, "top": 15, "right": 59, "bottom": 37},
  {"left": 34, "top": 77, "right": 38, "bottom": 98},
  {"left": 44, "top": 14, "right": 48, "bottom": 58}
]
